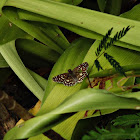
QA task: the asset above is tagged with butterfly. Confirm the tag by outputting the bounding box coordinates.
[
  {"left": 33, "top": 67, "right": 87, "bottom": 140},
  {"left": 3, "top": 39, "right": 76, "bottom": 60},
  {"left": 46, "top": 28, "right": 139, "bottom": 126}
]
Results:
[{"left": 52, "top": 62, "right": 89, "bottom": 86}]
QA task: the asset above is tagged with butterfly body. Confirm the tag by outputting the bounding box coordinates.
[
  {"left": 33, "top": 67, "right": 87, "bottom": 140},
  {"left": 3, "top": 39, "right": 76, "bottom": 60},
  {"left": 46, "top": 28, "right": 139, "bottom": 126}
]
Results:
[
  {"left": 67, "top": 69, "right": 79, "bottom": 81},
  {"left": 53, "top": 62, "right": 89, "bottom": 86}
]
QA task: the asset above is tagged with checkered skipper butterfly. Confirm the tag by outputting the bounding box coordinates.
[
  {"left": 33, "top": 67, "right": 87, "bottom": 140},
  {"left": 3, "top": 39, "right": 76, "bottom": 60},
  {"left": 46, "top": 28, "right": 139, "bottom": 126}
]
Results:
[{"left": 52, "top": 62, "right": 89, "bottom": 86}]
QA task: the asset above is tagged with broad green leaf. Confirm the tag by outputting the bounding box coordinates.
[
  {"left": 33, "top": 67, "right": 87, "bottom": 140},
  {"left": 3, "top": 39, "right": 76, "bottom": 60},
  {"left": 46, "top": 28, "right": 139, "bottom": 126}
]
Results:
[
  {"left": 121, "top": 91, "right": 140, "bottom": 101},
  {"left": 4, "top": 89, "right": 140, "bottom": 140},
  {"left": 97, "top": 0, "right": 122, "bottom": 15},
  {"left": 1, "top": 0, "right": 140, "bottom": 139},
  {"left": 0, "top": 41, "right": 44, "bottom": 100},
  {"left": 53, "top": 89, "right": 140, "bottom": 113},
  {"left": 30, "top": 38, "right": 93, "bottom": 140},
  {"left": 71, "top": 109, "right": 119, "bottom": 140},
  {"left": 17, "top": 9, "right": 70, "bottom": 50},
  {"left": 16, "top": 39, "right": 60, "bottom": 64},
  {"left": 27, "top": 69, "right": 47, "bottom": 91},
  {"left": 35, "top": 22, "right": 69, "bottom": 50},
  {"left": 97, "top": 0, "right": 107, "bottom": 12},
  {"left": 105, "top": 0, "right": 122, "bottom": 15},
  {"left": 0, "top": 0, "right": 30, "bottom": 44},
  {"left": 0, "top": 53, "right": 9, "bottom": 67},
  {"left": 39, "top": 38, "right": 94, "bottom": 112},
  {"left": 51, "top": 39, "right": 140, "bottom": 139},
  {"left": 17, "top": 8, "right": 140, "bottom": 53},
  {"left": 52, "top": 0, "right": 83, "bottom": 5},
  {"left": 28, "top": 134, "right": 50, "bottom": 140},
  {"left": 29, "top": 134, "right": 49, "bottom": 140},
  {"left": 0, "top": 11, "right": 28, "bottom": 45},
  {"left": 0, "top": 0, "right": 6, "bottom": 11},
  {"left": 3, "top": 7, "right": 65, "bottom": 54},
  {"left": 37, "top": 38, "right": 140, "bottom": 139},
  {"left": 3, "top": 0, "right": 140, "bottom": 51},
  {"left": 4, "top": 113, "right": 74, "bottom": 140},
  {"left": 120, "top": 4, "right": 140, "bottom": 21},
  {"left": 34, "top": 37, "right": 140, "bottom": 139},
  {"left": 18, "top": 9, "right": 103, "bottom": 41}
]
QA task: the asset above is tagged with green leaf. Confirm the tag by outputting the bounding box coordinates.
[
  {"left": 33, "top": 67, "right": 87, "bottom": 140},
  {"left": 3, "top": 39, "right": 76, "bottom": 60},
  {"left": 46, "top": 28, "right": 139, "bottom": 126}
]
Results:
[
  {"left": 104, "top": 0, "right": 122, "bottom": 15},
  {"left": 28, "top": 134, "right": 49, "bottom": 140},
  {"left": 4, "top": 0, "right": 140, "bottom": 51},
  {"left": 54, "top": 89, "right": 140, "bottom": 113},
  {"left": 3, "top": 7, "right": 66, "bottom": 54},
  {"left": 18, "top": 9, "right": 103, "bottom": 42},
  {"left": 35, "top": 22, "right": 69, "bottom": 50},
  {"left": 0, "top": 53, "right": 9, "bottom": 68},
  {"left": 4, "top": 89, "right": 140, "bottom": 140},
  {"left": 120, "top": 4, "right": 140, "bottom": 21},
  {"left": 71, "top": 109, "right": 118, "bottom": 140},
  {"left": 36, "top": 39, "right": 140, "bottom": 139},
  {"left": 0, "top": 12, "right": 28, "bottom": 45},
  {"left": 0, "top": 41, "right": 44, "bottom": 100},
  {"left": 97, "top": 0, "right": 107, "bottom": 12},
  {"left": 40, "top": 37, "right": 93, "bottom": 111},
  {"left": 97, "top": 0, "right": 122, "bottom": 15},
  {"left": 27, "top": 69, "right": 47, "bottom": 91},
  {"left": 52, "top": 0, "right": 83, "bottom": 5},
  {"left": 16, "top": 39, "right": 60, "bottom": 64}
]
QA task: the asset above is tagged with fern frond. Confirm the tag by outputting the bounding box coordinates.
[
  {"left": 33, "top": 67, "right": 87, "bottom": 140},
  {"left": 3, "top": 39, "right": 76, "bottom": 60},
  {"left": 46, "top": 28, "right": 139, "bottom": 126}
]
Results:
[
  {"left": 82, "top": 130, "right": 100, "bottom": 140},
  {"left": 104, "top": 53, "right": 126, "bottom": 76},
  {"left": 112, "top": 112, "right": 140, "bottom": 126},
  {"left": 82, "top": 125, "right": 140, "bottom": 140},
  {"left": 95, "top": 27, "right": 113, "bottom": 56},
  {"left": 94, "top": 59, "right": 103, "bottom": 71},
  {"left": 96, "top": 25, "right": 131, "bottom": 55},
  {"left": 105, "top": 26, "right": 131, "bottom": 50},
  {"left": 90, "top": 26, "right": 132, "bottom": 76}
]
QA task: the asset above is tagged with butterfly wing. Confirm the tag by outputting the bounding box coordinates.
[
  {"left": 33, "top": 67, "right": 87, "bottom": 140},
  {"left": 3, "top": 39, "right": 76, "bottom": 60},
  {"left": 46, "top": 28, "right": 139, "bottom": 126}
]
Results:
[
  {"left": 53, "top": 73, "right": 69, "bottom": 83},
  {"left": 53, "top": 62, "right": 89, "bottom": 86},
  {"left": 74, "top": 71, "right": 88, "bottom": 83},
  {"left": 63, "top": 76, "right": 76, "bottom": 86},
  {"left": 73, "top": 62, "right": 89, "bottom": 72},
  {"left": 53, "top": 73, "right": 76, "bottom": 86},
  {"left": 73, "top": 62, "right": 89, "bottom": 83}
]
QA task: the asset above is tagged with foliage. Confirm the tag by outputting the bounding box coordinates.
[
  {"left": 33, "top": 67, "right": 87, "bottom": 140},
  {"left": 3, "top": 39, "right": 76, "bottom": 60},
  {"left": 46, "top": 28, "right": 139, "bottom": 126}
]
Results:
[
  {"left": 112, "top": 112, "right": 140, "bottom": 126},
  {"left": 82, "top": 112, "right": 140, "bottom": 140},
  {"left": 94, "top": 26, "right": 131, "bottom": 76},
  {"left": 103, "top": 53, "right": 126, "bottom": 76},
  {"left": 95, "top": 27, "right": 113, "bottom": 56},
  {"left": 0, "top": 0, "right": 139, "bottom": 140},
  {"left": 94, "top": 59, "right": 103, "bottom": 71},
  {"left": 82, "top": 125, "right": 140, "bottom": 140},
  {"left": 104, "top": 26, "right": 131, "bottom": 50}
]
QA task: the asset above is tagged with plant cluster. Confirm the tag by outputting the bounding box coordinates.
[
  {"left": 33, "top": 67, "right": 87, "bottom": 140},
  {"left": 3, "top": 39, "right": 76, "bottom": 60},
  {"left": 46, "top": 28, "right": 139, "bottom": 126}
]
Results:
[{"left": 0, "top": 0, "right": 139, "bottom": 140}]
